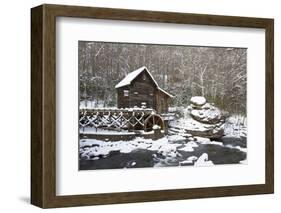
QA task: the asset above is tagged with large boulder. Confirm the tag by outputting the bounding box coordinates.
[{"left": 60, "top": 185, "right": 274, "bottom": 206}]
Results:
[
  {"left": 170, "top": 97, "right": 225, "bottom": 139},
  {"left": 171, "top": 118, "right": 224, "bottom": 139},
  {"left": 190, "top": 104, "right": 223, "bottom": 124},
  {"left": 190, "top": 96, "right": 206, "bottom": 106}
]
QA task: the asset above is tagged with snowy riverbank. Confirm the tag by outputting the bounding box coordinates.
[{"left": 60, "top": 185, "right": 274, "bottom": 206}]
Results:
[{"left": 79, "top": 128, "right": 247, "bottom": 170}]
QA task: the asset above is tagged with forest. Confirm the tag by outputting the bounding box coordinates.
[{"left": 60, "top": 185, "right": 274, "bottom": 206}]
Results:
[{"left": 78, "top": 41, "right": 247, "bottom": 114}]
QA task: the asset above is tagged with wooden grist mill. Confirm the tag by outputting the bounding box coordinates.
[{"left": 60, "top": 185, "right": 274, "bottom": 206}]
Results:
[{"left": 79, "top": 66, "right": 174, "bottom": 139}]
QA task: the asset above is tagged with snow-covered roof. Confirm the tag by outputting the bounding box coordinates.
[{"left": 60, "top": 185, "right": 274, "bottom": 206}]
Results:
[
  {"left": 115, "top": 66, "right": 158, "bottom": 88},
  {"left": 115, "top": 66, "right": 173, "bottom": 98},
  {"left": 158, "top": 87, "right": 174, "bottom": 98}
]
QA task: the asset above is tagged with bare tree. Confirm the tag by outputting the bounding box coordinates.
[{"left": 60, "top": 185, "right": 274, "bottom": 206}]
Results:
[{"left": 78, "top": 41, "right": 247, "bottom": 114}]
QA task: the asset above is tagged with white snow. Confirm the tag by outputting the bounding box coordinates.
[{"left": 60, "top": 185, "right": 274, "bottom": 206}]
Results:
[
  {"left": 194, "top": 153, "right": 214, "bottom": 166},
  {"left": 80, "top": 107, "right": 154, "bottom": 112},
  {"left": 80, "top": 132, "right": 247, "bottom": 167},
  {"left": 179, "top": 156, "right": 198, "bottom": 165},
  {"left": 187, "top": 156, "right": 198, "bottom": 161},
  {"left": 80, "top": 137, "right": 182, "bottom": 159},
  {"left": 157, "top": 144, "right": 181, "bottom": 158},
  {"left": 190, "top": 107, "right": 222, "bottom": 122},
  {"left": 179, "top": 142, "right": 198, "bottom": 152},
  {"left": 80, "top": 127, "right": 135, "bottom": 135},
  {"left": 80, "top": 100, "right": 105, "bottom": 109},
  {"left": 225, "top": 145, "right": 247, "bottom": 153},
  {"left": 178, "top": 146, "right": 194, "bottom": 152},
  {"left": 224, "top": 115, "right": 247, "bottom": 138},
  {"left": 91, "top": 157, "right": 99, "bottom": 161},
  {"left": 179, "top": 160, "right": 192, "bottom": 165},
  {"left": 195, "top": 137, "right": 223, "bottom": 146},
  {"left": 202, "top": 103, "right": 212, "bottom": 109},
  {"left": 161, "top": 113, "right": 176, "bottom": 121},
  {"left": 188, "top": 141, "right": 199, "bottom": 147},
  {"left": 167, "top": 134, "right": 186, "bottom": 142},
  {"left": 153, "top": 125, "right": 161, "bottom": 130},
  {"left": 178, "top": 141, "right": 199, "bottom": 152},
  {"left": 171, "top": 118, "right": 222, "bottom": 132},
  {"left": 190, "top": 96, "right": 206, "bottom": 106},
  {"left": 139, "top": 130, "right": 155, "bottom": 135},
  {"left": 239, "top": 159, "right": 248, "bottom": 164},
  {"left": 84, "top": 146, "right": 111, "bottom": 158},
  {"left": 195, "top": 137, "right": 211, "bottom": 143}
]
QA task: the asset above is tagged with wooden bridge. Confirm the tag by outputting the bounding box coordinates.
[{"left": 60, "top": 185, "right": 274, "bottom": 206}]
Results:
[{"left": 79, "top": 108, "right": 165, "bottom": 132}]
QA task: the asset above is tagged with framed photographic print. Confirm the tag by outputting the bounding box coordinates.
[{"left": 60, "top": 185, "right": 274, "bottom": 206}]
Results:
[{"left": 31, "top": 4, "right": 274, "bottom": 208}]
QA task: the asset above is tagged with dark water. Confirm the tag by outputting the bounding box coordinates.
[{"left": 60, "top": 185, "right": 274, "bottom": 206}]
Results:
[
  {"left": 80, "top": 150, "right": 156, "bottom": 170},
  {"left": 79, "top": 136, "right": 247, "bottom": 170}
]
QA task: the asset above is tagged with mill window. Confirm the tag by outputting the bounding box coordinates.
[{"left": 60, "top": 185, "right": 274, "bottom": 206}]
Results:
[{"left": 123, "top": 90, "right": 129, "bottom": 97}]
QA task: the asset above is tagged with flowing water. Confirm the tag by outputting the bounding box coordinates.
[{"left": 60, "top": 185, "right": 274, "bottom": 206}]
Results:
[{"left": 79, "top": 136, "right": 247, "bottom": 170}]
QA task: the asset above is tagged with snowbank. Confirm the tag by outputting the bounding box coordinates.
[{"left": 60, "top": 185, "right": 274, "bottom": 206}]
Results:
[
  {"left": 194, "top": 153, "right": 214, "bottom": 166},
  {"left": 224, "top": 115, "right": 247, "bottom": 138},
  {"left": 179, "top": 156, "right": 198, "bottom": 166},
  {"left": 80, "top": 137, "right": 182, "bottom": 159}
]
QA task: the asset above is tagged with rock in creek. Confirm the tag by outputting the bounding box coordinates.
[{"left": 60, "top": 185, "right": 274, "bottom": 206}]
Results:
[{"left": 170, "top": 96, "right": 225, "bottom": 139}]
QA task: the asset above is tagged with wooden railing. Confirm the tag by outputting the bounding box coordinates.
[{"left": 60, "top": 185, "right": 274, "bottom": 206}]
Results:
[{"left": 79, "top": 108, "right": 156, "bottom": 130}]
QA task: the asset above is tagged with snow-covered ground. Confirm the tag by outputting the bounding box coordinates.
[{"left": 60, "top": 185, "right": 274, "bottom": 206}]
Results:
[
  {"left": 224, "top": 115, "right": 247, "bottom": 138},
  {"left": 80, "top": 100, "right": 106, "bottom": 109},
  {"left": 79, "top": 104, "right": 247, "bottom": 170},
  {"left": 80, "top": 127, "right": 134, "bottom": 135},
  {"left": 80, "top": 137, "right": 183, "bottom": 160}
]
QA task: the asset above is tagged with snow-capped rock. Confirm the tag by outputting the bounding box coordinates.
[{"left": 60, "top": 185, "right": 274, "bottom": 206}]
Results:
[
  {"left": 170, "top": 97, "right": 225, "bottom": 138},
  {"left": 194, "top": 153, "right": 214, "bottom": 166},
  {"left": 179, "top": 156, "right": 198, "bottom": 166},
  {"left": 178, "top": 141, "right": 198, "bottom": 152},
  {"left": 167, "top": 134, "right": 186, "bottom": 143},
  {"left": 157, "top": 144, "right": 181, "bottom": 158},
  {"left": 190, "top": 105, "right": 222, "bottom": 124},
  {"left": 202, "top": 103, "right": 212, "bottom": 109},
  {"left": 153, "top": 125, "right": 161, "bottom": 130},
  {"left": 190, "top": 96, "right": 206, "bottom": 106},
  {"left": 170, "top": 118, "right": 224, "bottom": 139}
]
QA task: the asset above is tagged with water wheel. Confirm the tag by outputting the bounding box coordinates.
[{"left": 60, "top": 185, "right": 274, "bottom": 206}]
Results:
[{"left": 144, "top": 114, "right": 165, "bottom": 132}]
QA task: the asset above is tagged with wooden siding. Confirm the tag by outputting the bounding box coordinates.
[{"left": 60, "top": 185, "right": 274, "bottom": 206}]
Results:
[
  {"left": 131, "top": 72, "right": 156, "bottom": 109},
  {"left": 155, "top": 90, "right": 169, "bottom": 113},
  {"left": 117, "top": 86, "right": 130, "bottom": 108},
  {"left": 117, "top": 71, "right": 171, "bottom": 113}
]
